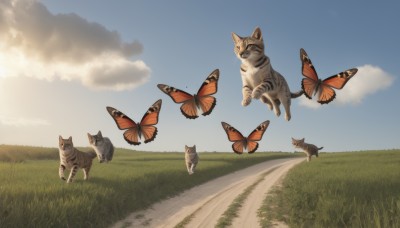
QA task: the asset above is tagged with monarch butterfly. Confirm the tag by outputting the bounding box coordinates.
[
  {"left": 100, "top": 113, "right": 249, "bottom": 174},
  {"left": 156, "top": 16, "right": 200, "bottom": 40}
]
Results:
[
  {"left": 157, "top": 69, "right": 219, "bottom": 119},
  {"left": 221, "top": 120, "right": 270, "bottom": 154},
  {"left": 300, "top": 48, "right": 358, "bottom": 104},
  {"left": 106, "top": 99, "right": 162, "bottom": 145}
]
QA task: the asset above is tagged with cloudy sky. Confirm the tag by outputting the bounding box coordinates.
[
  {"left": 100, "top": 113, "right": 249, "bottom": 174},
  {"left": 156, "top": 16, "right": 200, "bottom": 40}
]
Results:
[{"left": 0, "top": 0, "right": 398, "bottom": 152}]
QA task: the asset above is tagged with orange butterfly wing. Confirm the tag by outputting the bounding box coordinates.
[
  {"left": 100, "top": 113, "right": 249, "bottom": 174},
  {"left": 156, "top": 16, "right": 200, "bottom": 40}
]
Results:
[
  {"left": 300, "top": 48, "right": 319, "bottom": 81},
  {"left": 300, "top": 48, "right": 320, "bottom": 100},
  {"left": 301, "top": 78, "right": 318, "bottom": 100},
  {"left": 139, "top": 99, "right": 162, "bottom": 143},
  {"left": 232, "top": 141, "right": 246, "bottom": 155},
  {"left": 197, "top": 69, "right": 219, "bottom": 116},
  {"left": 157, "top": 84, "right": 194, "bottom": 103},
  {"left": 221, "top": 122, "right": 246, "bottom": 154},
  {"left": 246, "top": 120, "right": 270, "bottom": 153},
  {"left": 123, "top": 129, "right": 141, "bottom": 145},
  {"left": 316, "top": 69, "right": 357, "bottom": 104},
  {"left": 106, "top": 106, "right": 141, "bottom": 145},
  {"left": 157, "top": 84, "right": 199, "bottom": 119},
  {"left": 180, "top": 100, "right": 199, "bottom": 119},
  {"left": 322, "top": 68, "right": 358, "bottom": 89}
]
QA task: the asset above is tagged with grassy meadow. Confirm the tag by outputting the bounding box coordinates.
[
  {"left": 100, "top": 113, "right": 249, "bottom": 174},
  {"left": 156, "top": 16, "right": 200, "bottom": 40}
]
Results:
[
  {"left": 0, "top": 145, "right": 298, "bottom": 228},
  {"left": 259, "top": 150, "right": 400, "bottom": 228}
]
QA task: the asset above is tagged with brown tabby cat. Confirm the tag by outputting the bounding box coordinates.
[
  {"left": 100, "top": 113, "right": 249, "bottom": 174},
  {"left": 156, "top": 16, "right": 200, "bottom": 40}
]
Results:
[
  {"left": 291, "top": 137, "right": 323, "bottom": 162},
  {"left": 232, "top": 27, "right": 303, "bottom": 121},
  {"left": 58, "top": 136, "right": 96, "bottom": 183}
]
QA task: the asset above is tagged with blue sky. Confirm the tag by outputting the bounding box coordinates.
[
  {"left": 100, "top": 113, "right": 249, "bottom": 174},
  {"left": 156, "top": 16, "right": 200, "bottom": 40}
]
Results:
[{"left": 0, "top": 0, "right": 399, "bottom": 152}]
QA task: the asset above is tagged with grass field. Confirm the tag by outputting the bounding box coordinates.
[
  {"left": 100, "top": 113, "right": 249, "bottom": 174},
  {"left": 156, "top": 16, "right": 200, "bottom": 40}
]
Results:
[
  {"left": 0, "top": 145, "right": 298, "bottom": 228},
  {"left": 258, "top": 150, "right": 400, "bottom": 228}
]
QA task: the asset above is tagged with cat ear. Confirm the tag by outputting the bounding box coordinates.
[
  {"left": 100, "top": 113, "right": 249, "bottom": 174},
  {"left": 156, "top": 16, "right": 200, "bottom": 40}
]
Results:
[
  {"left": 68, "top": 136, "right": 72, "bottom": 141},
  {"left": 193, "top": 145, "right": 196, "bottom": 149},
  {"left": 59, "top": 135, "right": 63, "bottom": 142},
  {"left": 185, "top": 145, "right": 188, "bottom": 150},
  {"left": 87, "top": 133, "right": 91, "bottom": 139},
  {"left": 97, "top": 130, "right": 102, "bottom": 137},
  {"left": 251, "top": 27, "right": 263, "bottom": 40},
  {"left": 231, "top": 32, "right": 242, "bottom": 44}
]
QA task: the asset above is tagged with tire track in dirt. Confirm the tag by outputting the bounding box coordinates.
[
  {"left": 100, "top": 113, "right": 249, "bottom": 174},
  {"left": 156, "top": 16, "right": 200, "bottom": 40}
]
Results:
[{"left": 111, "top": 157, "right": 303, "bottom": 228}]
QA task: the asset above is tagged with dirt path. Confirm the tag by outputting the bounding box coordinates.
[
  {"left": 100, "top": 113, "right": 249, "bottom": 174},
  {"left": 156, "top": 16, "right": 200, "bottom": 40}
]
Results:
[{"left": 112, "top": 157, "right": 303, "bottom": 228}]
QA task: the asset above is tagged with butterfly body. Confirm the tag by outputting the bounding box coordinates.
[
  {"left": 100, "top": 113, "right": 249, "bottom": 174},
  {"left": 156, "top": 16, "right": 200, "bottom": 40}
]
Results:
[
  {"left": 158, "top": 69, "right": 219, "bottom": 119},
  {"left": 221, "top": 120, "right": 270, "bottom": 154},
  {"left": 106, "top": 99, "right": 162, "bottom": 145},
  {"left": 300, "top": 48, "right": 358, "bottom": 104}
]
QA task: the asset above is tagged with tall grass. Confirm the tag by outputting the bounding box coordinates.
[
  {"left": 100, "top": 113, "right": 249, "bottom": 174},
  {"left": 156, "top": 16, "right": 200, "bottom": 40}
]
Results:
[
  {"left": 0, "top": 145, "right": 59, "bottom": 162},
  {"left": 0, "top": 145, "right": 297, "bottom": 228},
  {"left": 259, "top": 150, "right": 400, "bottom": 228}
]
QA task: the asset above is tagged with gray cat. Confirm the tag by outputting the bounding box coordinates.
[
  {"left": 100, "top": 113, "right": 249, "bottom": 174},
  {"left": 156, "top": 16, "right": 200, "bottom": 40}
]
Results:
[
  {"left": 87, "top": 131, "right": 114, "bottom": 163},
  {"left": 292, "top": 137, "right": 323, "bottom": 162},
  {"left": 185, "top": 145, "right": 199, "bottom": 175}
]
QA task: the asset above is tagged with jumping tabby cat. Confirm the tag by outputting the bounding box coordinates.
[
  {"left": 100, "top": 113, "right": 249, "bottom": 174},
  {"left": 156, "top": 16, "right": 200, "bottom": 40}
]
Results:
[
  {"left": 58, "top": 136, "right": 96, "bottom": 183},
  {"left": 185, "top": 145, "right": 199, "bottom": 175},
  {"left": 88, "top": 130, "right": 114, "bottom": 163},
  {"left": 291, "top": 137, "right": 323, "bottom": 162},
  {"left": 232, "top": 27, "right": 303, "bottom": 121}
]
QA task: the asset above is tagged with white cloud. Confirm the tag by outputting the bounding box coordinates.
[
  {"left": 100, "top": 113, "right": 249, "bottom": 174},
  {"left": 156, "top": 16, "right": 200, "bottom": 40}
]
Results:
[
  {"left": 298, "top": 65, "right": 394, "bottom": 109},
  {"left": 0, "top": 0, "right": 150, "bottom": 91},
  {"left": 0, "top": 115, "right": 50, "bottom": 127}
]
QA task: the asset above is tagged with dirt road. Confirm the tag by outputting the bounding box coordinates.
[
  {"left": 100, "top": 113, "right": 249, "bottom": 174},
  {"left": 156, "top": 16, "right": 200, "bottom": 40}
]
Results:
[{"left": 112, "top": 157, "right": 303, "bottom": 228}]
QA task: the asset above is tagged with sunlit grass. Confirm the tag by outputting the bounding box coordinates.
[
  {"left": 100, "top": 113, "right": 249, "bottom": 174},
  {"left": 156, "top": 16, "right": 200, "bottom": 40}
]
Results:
[
  {"left": 0, "top": 145, "right": 298, "bottom": 227},
  {"left": 258, "top": 150, "right": 400, "bottom": 228}
]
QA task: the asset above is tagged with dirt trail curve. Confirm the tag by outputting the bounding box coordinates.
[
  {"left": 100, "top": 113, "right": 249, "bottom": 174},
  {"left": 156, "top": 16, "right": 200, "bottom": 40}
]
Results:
[{"left": 112, "top": 157, "right": 303, "bottom": 228}]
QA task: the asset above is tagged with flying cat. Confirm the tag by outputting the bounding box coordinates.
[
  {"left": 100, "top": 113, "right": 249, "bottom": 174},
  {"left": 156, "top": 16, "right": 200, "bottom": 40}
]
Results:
[
  {"left": 87, "top": 130, "right": 114, "bottom": 163},
  {"left": 58, "top": 136, "right": 96, "bottom": 183},
  {"left": 232, "top": 27, "right": 303, "bottom": 121},
  {"left": 291, "top": 137, "right": 323, "bottom": 162},
  {"left": 185, "top": 145, "right": 199, "bottom": 175}
]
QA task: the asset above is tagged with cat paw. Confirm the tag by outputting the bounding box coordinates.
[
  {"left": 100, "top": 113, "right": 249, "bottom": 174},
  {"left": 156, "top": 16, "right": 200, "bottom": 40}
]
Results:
[
  {"left": 251, "top": 89, "right": 263, "bottom": 99},
  {"left": 60, "top": 177, "right": 66, "bottom": 181},
  {"left": 261, "top": 97, "right": 273, "bottom": 110},
  {"left": 274, "top": 109, "right": 281, "bottom": 117},
  {"left": 241, "top": 97, "right": 252, "bottom": 106},
  {"left": 285, "top": 113, "right": 291, "bottom": 121}
]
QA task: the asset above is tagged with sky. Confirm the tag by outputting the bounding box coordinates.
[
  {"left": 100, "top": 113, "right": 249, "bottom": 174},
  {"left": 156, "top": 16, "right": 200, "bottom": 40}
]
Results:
[{"left": 0, "top": 0, "right": 399, "bottom": 152}]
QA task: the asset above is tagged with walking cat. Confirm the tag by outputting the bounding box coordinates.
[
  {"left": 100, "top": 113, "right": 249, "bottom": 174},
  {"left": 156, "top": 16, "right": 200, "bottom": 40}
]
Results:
[
  {"left": 185, "top": 145, "right": 199, "bottom": 175},
  {"left": 232, "top": 27, "right": 303, "bottom": 121},
  {"left": 87, "top": 130, "right": 114, "bottom": 163},
  {"left": 58, "top": 136, "right": 96, "bottom": 183},
  {"left": 291, "top": 137, "right": 323, "bottom": 162}
]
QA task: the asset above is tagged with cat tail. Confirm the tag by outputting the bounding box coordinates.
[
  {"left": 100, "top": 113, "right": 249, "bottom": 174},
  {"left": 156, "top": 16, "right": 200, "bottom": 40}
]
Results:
[
  {"left": 291, "top": 90, "right": 304, "bottom": 98},
  {"left": 318, "top": 147, "right": 324, "bottom": 150}
]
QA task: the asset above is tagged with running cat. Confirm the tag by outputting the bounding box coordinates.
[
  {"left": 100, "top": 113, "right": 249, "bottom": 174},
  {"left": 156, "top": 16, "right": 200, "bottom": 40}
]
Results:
[
  {"left": 291, "top": 137, "right": 323, "bottom": 162},
  {"left": 88, "top": 130, "right": 114, "bottom": 163},
  {"left": 185, "top": 145, "right": 199, "bottom": 175},
  {"left": 58, "top": 136, "right": 96, "bottom": 183}
]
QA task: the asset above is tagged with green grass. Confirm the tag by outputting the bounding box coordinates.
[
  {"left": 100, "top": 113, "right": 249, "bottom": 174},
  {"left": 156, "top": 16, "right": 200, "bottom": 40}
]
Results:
[
  {"left": 0, "top": 145, "right": 297, "bottom": 228},
  {"left": 258, "top": 150, "right": 400, "bottom": 228}
]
